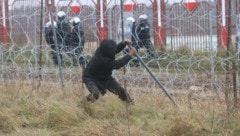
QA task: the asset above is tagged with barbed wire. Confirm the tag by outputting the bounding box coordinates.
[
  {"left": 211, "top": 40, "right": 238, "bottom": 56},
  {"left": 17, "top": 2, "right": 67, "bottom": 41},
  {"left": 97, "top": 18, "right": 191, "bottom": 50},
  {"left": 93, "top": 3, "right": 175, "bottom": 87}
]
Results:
[{"left": 0, "top": 1, "right": 239, "bottom": 98}]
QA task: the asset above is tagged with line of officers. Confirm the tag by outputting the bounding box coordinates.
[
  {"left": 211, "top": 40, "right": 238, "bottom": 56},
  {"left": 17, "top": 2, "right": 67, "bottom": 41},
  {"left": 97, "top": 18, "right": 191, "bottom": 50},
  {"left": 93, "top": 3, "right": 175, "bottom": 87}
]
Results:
[
  {"left": 44, "top": 11, "right": 155, "bottom": 68},
  {"left": 119, "top": 14, "right": 156, "bottom": 66},
  {"left": 44, "top": 11, "right": 86, "bottom": 67}
]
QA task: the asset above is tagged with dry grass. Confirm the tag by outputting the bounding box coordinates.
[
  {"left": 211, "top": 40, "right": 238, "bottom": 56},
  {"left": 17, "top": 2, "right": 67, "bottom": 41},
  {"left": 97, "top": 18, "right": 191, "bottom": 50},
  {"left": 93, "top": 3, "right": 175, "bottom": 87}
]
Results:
[{"left": 0, "top": 82, "right": 239, "bottom": 136}]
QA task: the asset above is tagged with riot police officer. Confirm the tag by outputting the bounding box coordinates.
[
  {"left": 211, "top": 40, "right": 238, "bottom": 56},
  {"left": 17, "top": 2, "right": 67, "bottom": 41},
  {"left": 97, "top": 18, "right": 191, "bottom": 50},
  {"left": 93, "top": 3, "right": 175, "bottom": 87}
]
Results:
[
  {"left": 136, "top": 14, "right": 155, "bottom": 58},
  {"left": 44, "top": 21, "right": 63, "bottom": 66},
  {"left": 70, "top": 17, "right": 86, "bottom": 67}
]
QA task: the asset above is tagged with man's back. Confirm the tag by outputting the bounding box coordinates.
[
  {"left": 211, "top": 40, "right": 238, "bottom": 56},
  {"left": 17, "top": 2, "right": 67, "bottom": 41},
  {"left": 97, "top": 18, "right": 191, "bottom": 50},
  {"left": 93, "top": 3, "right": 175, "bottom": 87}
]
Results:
[{"left": 83, "top": 40, "right": 132, "bottom": 81}]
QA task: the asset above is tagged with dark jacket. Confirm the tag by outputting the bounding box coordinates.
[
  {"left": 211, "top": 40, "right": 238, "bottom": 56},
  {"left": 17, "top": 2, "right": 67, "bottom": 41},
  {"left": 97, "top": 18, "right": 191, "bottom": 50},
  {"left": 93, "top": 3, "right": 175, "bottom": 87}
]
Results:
[
  {"left": 44, "top": 26, "right": 54, "bottom": 46},
  {"left": 136, "top": 20, "right": 151, "bottom": 41},
  {"left": 44, "top": 26, "right": 61, "bottom": 49},
  {"left": 57, "top": 20, "right": 71, "bottom": 45},
  {"left": 82, "top": 39, "right": 132, "bottom": 81},
  {"left": 72, "top": 23, "right": 85, "bottom": 48},
  {"left": 131, "top": 22, "right": 138, "bottom": 45}
]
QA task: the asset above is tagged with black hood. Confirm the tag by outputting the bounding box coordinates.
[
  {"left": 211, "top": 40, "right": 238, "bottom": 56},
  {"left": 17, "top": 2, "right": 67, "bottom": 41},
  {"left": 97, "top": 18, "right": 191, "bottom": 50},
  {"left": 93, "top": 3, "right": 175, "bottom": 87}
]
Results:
[{"left": 99, "top": 39, "right": 117, "bottom": 59}]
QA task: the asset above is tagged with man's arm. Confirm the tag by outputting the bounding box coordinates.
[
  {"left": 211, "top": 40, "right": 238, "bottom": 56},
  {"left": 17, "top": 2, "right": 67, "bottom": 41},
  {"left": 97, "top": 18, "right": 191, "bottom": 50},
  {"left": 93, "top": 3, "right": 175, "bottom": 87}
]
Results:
[
  {"left": 112, "top": 55, "right": 132, "bottom": 69},
  {"left": 110, "top": 47, "right": 137, "bottom": 69}
]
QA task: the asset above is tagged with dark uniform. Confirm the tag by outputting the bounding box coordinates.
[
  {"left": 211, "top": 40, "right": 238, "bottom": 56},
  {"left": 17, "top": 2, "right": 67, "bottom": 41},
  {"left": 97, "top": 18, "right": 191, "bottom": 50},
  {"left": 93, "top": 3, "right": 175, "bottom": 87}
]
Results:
[
  {"left": 56, "top": 11, "right": 72, "bottom": 65},
  {"left": 136, "top": 18, "right": 155, "bottom": 58},
  {"left": 44, "top": 22, "right": 63, "bottom": 66},
  {"left": 130, "top": 21, "right": 141, "bottom": 66},
  {"left": 131, "top": 21, "right": 138, "bottom": 49},
  {"left": 126, "top": 17, "right": 139, "bottom": 66},
  {"left": 82, "top": 39, "right": 134, "bottom": 103},
  {"left": 71, "top": 20, "right": 86, "bottom": 67}
]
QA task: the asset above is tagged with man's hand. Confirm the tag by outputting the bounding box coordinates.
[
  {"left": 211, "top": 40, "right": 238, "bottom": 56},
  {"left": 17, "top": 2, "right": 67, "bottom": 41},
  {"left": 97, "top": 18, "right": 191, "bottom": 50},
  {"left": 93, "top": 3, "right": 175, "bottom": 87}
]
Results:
[
  {"left": 128, "top": 47, "right": 137, "bottom": 57},
  {"left": 123, "top": 39, "right": 132, "bottom": 46}
]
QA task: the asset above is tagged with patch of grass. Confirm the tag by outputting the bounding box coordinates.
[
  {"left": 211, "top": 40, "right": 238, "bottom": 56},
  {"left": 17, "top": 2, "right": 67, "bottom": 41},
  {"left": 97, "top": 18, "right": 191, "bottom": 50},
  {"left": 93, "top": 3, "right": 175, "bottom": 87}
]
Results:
[
  {"left": 0, "top": 109, "right": 20, "bottom": 134},
  {"left": 0, "top": 83, "right": 240, "bottom": 135}
]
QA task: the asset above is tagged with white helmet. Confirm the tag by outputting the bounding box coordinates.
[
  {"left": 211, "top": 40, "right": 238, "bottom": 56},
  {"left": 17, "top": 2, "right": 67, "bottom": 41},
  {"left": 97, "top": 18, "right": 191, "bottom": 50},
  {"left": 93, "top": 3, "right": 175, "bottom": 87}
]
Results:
[
  {"left": 139, "top": 14, "right": 148, "bottom": 20},
  {"left": 71, "top": 17, "right": 81, "bottom": 24},
  {"left": 126, "top": 17, "right": 135, "bottom": 22},
  {"left": 57, "top": 11, "right": 66, "bottom": 18},
  {"left": 46, "top": 21, "right": 57, "bottom": 28}
]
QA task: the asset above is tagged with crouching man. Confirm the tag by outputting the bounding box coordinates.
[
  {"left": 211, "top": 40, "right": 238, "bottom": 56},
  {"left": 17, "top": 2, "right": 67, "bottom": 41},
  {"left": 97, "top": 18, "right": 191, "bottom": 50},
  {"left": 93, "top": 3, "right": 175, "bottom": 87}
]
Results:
[{"left": 82, "top": 39, "right": 137, "bottom": 104}]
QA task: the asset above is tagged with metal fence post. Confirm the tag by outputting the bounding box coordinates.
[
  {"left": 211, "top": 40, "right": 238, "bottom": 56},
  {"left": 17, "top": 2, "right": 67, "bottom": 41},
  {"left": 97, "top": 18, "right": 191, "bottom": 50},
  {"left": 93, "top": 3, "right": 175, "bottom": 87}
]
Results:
[{"left": 48, "top": 0, "right": 64, "bottom": 90}]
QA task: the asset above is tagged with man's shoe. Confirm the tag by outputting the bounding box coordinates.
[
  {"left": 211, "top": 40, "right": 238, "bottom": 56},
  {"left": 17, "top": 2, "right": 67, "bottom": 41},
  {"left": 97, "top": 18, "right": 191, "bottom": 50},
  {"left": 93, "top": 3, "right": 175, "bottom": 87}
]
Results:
[
  {"left": 86, "top": 94, "right": 97, "bottom": 103},
  {"left": 126, "top": 98, "right": 135, "bottom": 105}
]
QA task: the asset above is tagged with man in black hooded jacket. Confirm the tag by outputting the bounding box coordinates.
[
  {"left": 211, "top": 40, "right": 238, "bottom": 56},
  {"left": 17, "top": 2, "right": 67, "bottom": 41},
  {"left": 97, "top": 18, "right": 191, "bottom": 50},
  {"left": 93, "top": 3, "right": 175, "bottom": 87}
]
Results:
[{"left": 82, "top": 39, "right": 137, "bottom": 103}]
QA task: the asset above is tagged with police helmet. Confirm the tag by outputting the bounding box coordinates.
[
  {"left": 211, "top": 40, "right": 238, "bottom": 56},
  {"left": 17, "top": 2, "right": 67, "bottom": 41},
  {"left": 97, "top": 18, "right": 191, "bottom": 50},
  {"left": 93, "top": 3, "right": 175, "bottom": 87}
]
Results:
[
  {"left": 57, "top": 11, "right": 66, "bottom": 18},
  {"left": 139, "top": 14, "right": 148, "bottom": 20},
  {"left": 126, "top": 17, "right": 135, "bottom": 22},
  {"left": 45, "top": 21, "right": 57, "bottom": 28}
]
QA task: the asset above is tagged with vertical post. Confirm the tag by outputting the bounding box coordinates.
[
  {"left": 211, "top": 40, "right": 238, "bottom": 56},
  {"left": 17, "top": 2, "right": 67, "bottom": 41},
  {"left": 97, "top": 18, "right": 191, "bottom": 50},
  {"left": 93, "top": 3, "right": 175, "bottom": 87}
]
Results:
[
  {"left": 34, "top": 10, "right": 38, "bottom": 78},
  {"left": 217, "top": 0, "right": 228, "bottom": 47},
  {"left": 2, "top": 0, "right": 8, "bottom": 45},
  {"left": 48, "top": 0, "right": 64, "bottom": 90},
  {"left": 120, "top": 1, "right": 131, "bottom": 135},
  {"left": 38, "top": 0, "right": 44, "bottom": 84},
  {"left": 96, "top": 0, "right": 107, "bottom": 41},
  {"left": 209, "top": 9, "right": 217, "bottom": 89},
  {"left": 37, "top": 0, "right": 46, "bottom": 89},
  {"left": 120, "top": 0, "right": 125, "bottom": 42},
  {"left": 152, "top": 0, "right": 166, "bottom": 50},
  {"left": 120, "top": 0, "right": 127, "bottom": 89},
  {"left": 224, "top": 0, "right": 232, "bottom": 110},
  {"left": 45, "top": 0, "right": 55, "bottom": 22},
  {"left": 227, "top": 0, "right": 238, "bottom": 108},
  {"left": 236, "top": 14, "right": 240, "bottom": 96}
]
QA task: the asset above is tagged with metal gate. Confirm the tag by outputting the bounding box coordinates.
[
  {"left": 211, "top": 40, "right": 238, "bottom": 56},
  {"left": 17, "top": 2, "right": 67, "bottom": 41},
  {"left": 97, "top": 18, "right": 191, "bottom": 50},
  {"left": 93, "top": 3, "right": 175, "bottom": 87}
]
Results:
[
  {"left": 9, "top": 0, "right": 42, "bottom": 45},
  {"left": 166, "top": 1, "right": 216, "bottom": 51}
]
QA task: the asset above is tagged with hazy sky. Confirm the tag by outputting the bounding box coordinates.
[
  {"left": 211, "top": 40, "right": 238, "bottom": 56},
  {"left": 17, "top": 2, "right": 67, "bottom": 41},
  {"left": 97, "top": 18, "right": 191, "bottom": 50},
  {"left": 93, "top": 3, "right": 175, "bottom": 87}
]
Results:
[
  {"left": 54, "top": 0, "right": 215, "bottom": 7},
  {"left": 7, "top": 0, "right": 215, "bottom": 7}
]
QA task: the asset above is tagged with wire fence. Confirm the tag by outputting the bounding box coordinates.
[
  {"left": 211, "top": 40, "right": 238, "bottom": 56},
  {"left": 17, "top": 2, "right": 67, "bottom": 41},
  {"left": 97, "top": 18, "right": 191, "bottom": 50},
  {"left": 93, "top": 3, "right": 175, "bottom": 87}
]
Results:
[{"left": 0, "top": 0, "right": 239, "bottom": 105}]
